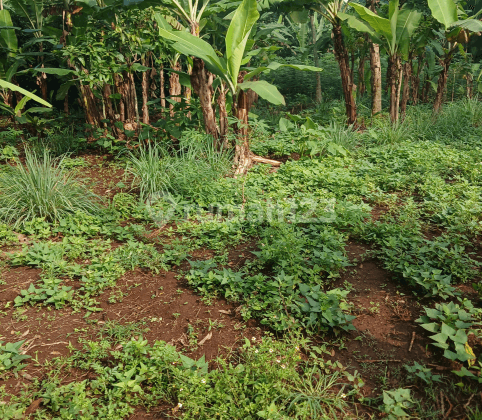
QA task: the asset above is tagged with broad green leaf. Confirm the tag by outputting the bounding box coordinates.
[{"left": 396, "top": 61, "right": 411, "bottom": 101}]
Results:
[
  {"left": 440, "top": 322, "right": 456, "bottom": 337},
  {"left": 389, "top": 0, "right": 399, "bottom": 21},
  {"left": 451, "top": 18, "right": 482, "bottom": 33},
  {"left": 0, "top": 10, "right": 18, "bottom": 53},
  {"left": 339, "top": 12, "right": 383, "bottom": 45},
  {"left": 14, "top": 95, "right": 31, "bottom": 116},
  {"left": 389, "top": 0, "right": 400, "bottom": 53},
  {"left": 396, "top": 8, "right": 422, "bottom": 59},
  {"left": 290, "top": 10, "right": 309, "bottom": 24},
  {"left": 420, "top": 322, "right": 439, "bottom": 333},
  {"left": 304, "top": 116, "right": 317, "bottom": 130},
  {"left": 428, "top": 0, "right": 457, "bottom": 29},
  {"left": 156, "top": 25, "right": 227, "bottom": 82},
  {"left": 452, "top": 328, "right": 468, "bottom": 344},
  {"left": 56, "top": 80, "right": 76, "bottom": 100},
  {"left": 153, "top": 13, "right": 175, "bottom": 31},
  {"left": 225, "top": 0, "right": 259, "bottom": 86},
  {"left": 430, "top": 332, "right": 448, "bottom": 344},
  {"left": 0, "top": 79, "right": 51, "bottom": 107},
  {"left": 239, "top": 80, "right": 285, "bottom": 105},
  {"left": 279, "top": 117, "right": 293, "bottom": 132},
  {"left": 5, "top": 60, "right": 22, "bottom": 82},
  {"left": 350, "top": 3, "right": 392, "bottom": 42}
]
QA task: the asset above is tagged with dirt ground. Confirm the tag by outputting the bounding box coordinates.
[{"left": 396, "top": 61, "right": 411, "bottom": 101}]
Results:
[{"left": 0, "top": 156, "right": 481, "bottom": 419}]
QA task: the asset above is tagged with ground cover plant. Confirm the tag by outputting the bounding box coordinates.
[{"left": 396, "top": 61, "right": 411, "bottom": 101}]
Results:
[{"left": 2, "top": 0, "right": 482, "bottom": 418}]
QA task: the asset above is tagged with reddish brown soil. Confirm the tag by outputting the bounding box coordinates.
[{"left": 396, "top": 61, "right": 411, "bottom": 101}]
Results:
[{"left": 1, "top": 159, "right": 481, "bottom": 418}]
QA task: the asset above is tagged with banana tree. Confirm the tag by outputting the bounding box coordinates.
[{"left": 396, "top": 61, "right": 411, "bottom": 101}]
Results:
[
  {"left": 340, "top": 0, "right": 422, "bottom": 123},
  {"left": 428, "top": 0, "right": 482, "bottom": 112},
  {"left": 155, "top": 0, "right": 322, "bottom": 173},
  {"left": 309, "top": 0, "right": 357, "bottom": 124}
]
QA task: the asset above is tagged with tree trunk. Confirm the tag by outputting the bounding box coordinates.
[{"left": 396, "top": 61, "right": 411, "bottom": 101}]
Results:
[
  {"left": 122, "top": 71, "right": 138, "bottom": 122},
  {"left": 332, "top": 24, "right": 356, "bottom": 125},
  {"left": 169, "top": 61, "right": 182, "bottom": 117},
  {"left": 190, "top": 57, "right": 219, "bottom": 139},
  {"left": 103, "top": 84, "right": 122, "bottom": 137},
  {"left": 141, "top": 58, "right": 149, "bottom": 124},
  {"left": 36, "top": 73, "right": 48, "bottom": 103},
  {"left": 217, "top": 82, "right": 229, "bottom": 146},
  {"left": 385, "top": 60, "right": 392, "bottom": 95},
  {"left": 388, "top": 55, "right": 402, "bottom": 124},
  {"left": 159, "top": 64, "right": 166, "bottom": 109},
  {"left": 233, "top": 86, "right": 251, "bottom": 175},
  {"left": 400, "top": 60, "right": 412, "bottom": 118},
  {"left": 350, "top": 50, "right": 356, "bottom": 84},
  {"left": 115, "top": 74, "right": 125, "bottom": 122},
  {"left": 358, "top": 52, "right": 367, "bottom": 97},
  {"left": 310, "top": 14, "right": 322, "bottom": 103},
  {"left": 434, "top": 53, "right": 454, "bottom": 113},
  {"left": 79, "top": 83, "right": 102, "bottom": 126},
  {"left": 467, "top": 71, "right": 473, "bottom": 99},
  {"left": 411, "top": 56, "right": 423, "bottom": 105},
  {"left": 63, "top": 92, "right": 69, "bottom": 115},
  {"left": 149, "top": 56, "right": 157, "bottom": 100},
  {"left": 421, "top": 76, "right": 430, "bottom": 103}
]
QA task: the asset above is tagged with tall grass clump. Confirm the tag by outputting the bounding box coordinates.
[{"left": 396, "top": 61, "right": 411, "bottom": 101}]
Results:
[
  {"left": 462, "top": 97, "right": 482, "bottom": 126},
  {"left": 125, "top": 143, "right": 172, "bottom": 201},
  {"left": 127, "top": 131, "right": 232, "bottom": 204},
  {"left": 369, "top": 117, "right": 414, "bottom": 145},
  {"left": 326, "top": 121, "right": 359, "bottom": 151},
  {"left": 0, "top": 150, "right": 99, "bottom": 227},
  {"left": 405, "top": 104, "right": 436, "bottom": 141}
]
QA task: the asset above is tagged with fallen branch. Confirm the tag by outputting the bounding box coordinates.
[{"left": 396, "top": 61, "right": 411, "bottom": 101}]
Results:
[
  {"left": 442, "top": 391, "right": 453, "bottom": 419},
  {"left": 463, "top": 393, "right": 476, "bottom": 410},
  {"left": 251, "top": 155, "right": 282, "bottom": 166},
  {"left": 408, "top": 332, "right": 415, "bottom": 352},
  {"left": 362, "top": 359, "right": 401, "bottom": 363}
]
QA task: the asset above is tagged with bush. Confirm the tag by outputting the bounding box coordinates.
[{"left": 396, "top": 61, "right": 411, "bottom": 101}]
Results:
[{"left": 0, "top": 150, "right": 99, "bottom": 227}]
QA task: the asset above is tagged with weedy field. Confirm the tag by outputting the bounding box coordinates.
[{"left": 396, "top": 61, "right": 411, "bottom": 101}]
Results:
[{"left": 1, "top": 99, "right": 482, "bottom": 419}]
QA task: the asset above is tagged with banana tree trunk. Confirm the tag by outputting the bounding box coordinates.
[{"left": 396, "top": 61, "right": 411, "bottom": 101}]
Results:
[
  {"left": 79, "top": 83, "right": 102, "bottom": 126},
  {"left": 169, "top": 62, "right": 182, "bottom": 117},
  {"left": 103, "top": 84, "right": 122, "bottom": 137},
  {"left": 467, "top": 71, "right": 473, "bottom": 99},
  {"left": 160, "top": 64, "right": 166, "bottom": 109},
  {"left": 123, "top": 71, "right": 138, "bottom": 122},
  {"left": 400, "top": 59, "right": 412, "bottom": 118},
  {"left": 358, "top": 52, "right": 367, "bottom": 97},
  {"left": 141, "top": 58, "right": 149, "bottom": 124},
  {"left": 367, "top": 0, "right": 382, "bottom": 115},
  {"left": 332, "top": 24, "right": 356, "bottom": 125},
  {"left": 217, "top": 81, "right": 229, "bottom": 146},
  {"left": 190, "top": 57, "right": 219, "bottom": 139},
  {"left": 310, "top": 14, "right": 322, "bottom": 103},
  {"left": 411, "top": 56, "right": 423, "bottom": 105},
  {"left": 388, "top": 55, "right": 402, "bottom": 124},
  {"left": 233, "top": 87, "right": 251, "bottom": 176},
  {"left": 434, "top": 53, "right": 454, "bottom": 113},
  {"left": 115, "top": 74, "right": 125, "bottom": 122}
]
